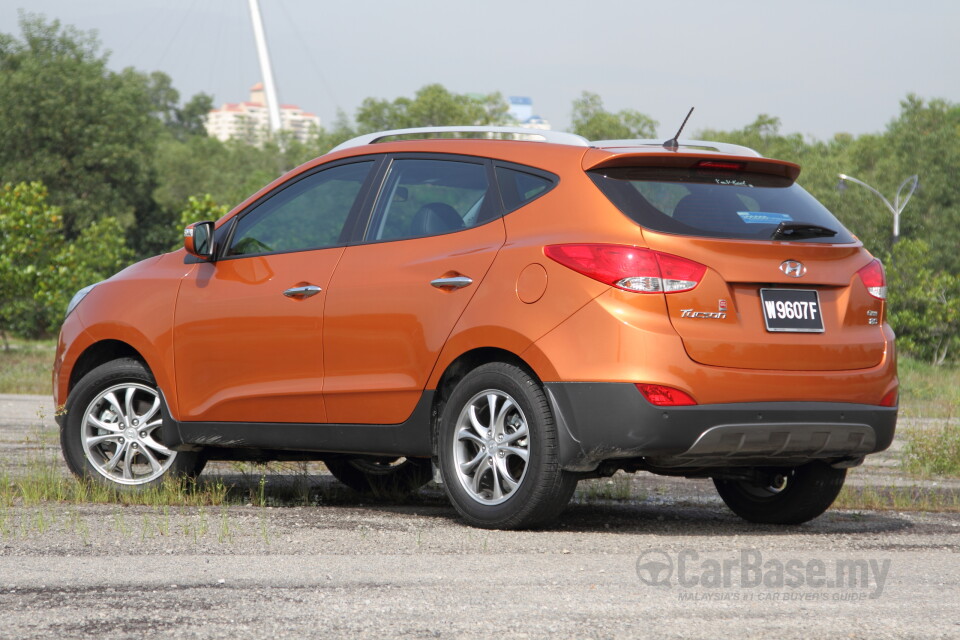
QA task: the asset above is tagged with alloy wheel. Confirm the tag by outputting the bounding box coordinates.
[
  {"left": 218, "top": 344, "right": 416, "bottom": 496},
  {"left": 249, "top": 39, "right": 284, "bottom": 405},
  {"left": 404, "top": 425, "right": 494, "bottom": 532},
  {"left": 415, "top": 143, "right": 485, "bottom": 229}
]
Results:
[{"left": 81, "top": 383, "right": 176, "bottom": 485}]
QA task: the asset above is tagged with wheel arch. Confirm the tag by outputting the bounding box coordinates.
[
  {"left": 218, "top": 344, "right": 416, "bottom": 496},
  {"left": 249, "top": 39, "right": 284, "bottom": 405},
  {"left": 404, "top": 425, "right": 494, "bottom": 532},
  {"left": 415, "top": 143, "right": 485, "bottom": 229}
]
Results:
[
  {"left": 69, "top": 340, "right": 149, "bottom": 393},
  {"left": 429, "top": 347, "right": 541, "bottom": 457}
]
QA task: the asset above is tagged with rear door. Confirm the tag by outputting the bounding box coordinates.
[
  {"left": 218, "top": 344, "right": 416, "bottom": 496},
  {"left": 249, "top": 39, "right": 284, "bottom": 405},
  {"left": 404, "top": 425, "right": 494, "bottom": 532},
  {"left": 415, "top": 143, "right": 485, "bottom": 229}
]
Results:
[
  {"left": 589, "top": 162, "right": 887, "bottom": 371},
  {"left": 322, "top": 155, "right": 505, "bottom": 424}
]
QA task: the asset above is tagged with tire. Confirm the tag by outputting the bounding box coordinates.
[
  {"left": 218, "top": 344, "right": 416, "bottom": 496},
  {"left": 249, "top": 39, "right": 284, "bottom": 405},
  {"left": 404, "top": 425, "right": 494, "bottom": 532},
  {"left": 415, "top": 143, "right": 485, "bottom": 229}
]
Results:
[
  {"left": 713, "top": 462, "right": 847, "bottom": 525},
  {"left": 438, "top": 362, "right": 577, "bottom": 529},
  {"left": 325, "top": 457, "right": 432, "bottom": 496},
  {"left": 60, "top": 358, "right": 206, "bottom": 489}
]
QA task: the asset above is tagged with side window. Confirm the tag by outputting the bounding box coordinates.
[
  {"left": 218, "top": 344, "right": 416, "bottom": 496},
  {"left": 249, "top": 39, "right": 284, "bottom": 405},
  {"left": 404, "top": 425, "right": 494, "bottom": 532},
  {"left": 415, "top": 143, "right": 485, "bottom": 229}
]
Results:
[
  {"left": 227, "top": 161, "right": 373, "bottom": 257},
  {"left": 367, "top": 158, "right": 492, "bottom": 242},
  {"left": 495, "top": 166, "right": 556, "bottom": 213}
]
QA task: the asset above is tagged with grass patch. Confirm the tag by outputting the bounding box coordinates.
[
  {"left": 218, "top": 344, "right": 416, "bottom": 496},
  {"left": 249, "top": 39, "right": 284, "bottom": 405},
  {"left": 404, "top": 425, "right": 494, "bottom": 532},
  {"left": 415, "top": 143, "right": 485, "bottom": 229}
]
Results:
[
  {"left": 0, "top": 435, "right": 354, "bottom": 512},
  {"left": 901, "top": 423, "right": 960, "bottom": 477},
  {"left": 834, "top": 484, "right": 960, "bottom": 512},
  {"left": 9, "top": 465, "right": 233, "bottom": 508},
  {"left": 898, "top": 357, "right": 959, "bottom": 419},
  {"left": 574, "top": 473, "right": 639, "bottom": 502},
  {"left": 0, "top": 337, "right": 55, "bottom": 395}
]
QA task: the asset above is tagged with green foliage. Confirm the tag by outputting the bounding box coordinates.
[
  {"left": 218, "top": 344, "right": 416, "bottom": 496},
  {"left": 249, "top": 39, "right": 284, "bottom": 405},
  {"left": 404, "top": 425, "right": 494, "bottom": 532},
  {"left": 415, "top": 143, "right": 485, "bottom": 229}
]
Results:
[
  {"left": 883, "top": 96, "right": 960, "bottom": 270},
  {"left": 0, "top": 14, "right": 219, "bottom": 259},
  {"left": 887, "top": 239, "right": 960, "bottom": 365},
  {"left": 0, "top": 182, "right": 62, "bottom": 339},
  {"left": 154, "top": 134, "right": 313, "bottom": 220},
  {"left": 0, "top": 182, "right": 132, "bottom": 338},
  {"left": 178, "top": 194, "right": 229, "bottom": 229},
  {"left": 354, "top": 83, "right": 510, "bottom": 132},
  {"left": 145, "top": 70, "right": 214, "bottom": 140},
  {"left": 570, "top": 91, "right": 657, "bottom": 141},
  {"left": 0, "top": 13, "right": 159, "bottom": 241}
]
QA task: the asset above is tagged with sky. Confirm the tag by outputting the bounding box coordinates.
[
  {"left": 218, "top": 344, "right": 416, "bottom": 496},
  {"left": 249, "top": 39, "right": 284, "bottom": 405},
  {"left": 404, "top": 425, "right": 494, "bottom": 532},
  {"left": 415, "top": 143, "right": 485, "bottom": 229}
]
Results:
[{"left": 2, "top": 0, "right": 958, "bottom": 140}]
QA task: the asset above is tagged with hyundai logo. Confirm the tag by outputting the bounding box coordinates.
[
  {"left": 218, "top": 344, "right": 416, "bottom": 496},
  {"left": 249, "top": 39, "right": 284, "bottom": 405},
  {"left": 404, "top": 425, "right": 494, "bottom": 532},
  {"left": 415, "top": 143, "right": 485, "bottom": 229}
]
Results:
[{"left": 780, "top": 260, "right": 807, "bottom": 278}]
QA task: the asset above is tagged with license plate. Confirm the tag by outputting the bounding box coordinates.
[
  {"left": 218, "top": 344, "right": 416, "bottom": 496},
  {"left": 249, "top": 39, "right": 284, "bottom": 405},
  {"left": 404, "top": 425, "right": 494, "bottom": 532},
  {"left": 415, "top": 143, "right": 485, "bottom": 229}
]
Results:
[{"left": 760, "top": 289, "right": 824, "bottom": 333}]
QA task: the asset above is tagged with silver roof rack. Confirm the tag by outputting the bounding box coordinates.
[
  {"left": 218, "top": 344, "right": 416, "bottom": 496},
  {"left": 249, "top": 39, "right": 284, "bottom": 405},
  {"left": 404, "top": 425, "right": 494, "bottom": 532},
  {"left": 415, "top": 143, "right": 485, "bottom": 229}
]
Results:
[
  {"left": 590, "top": 138, "right": 764, "bottom": 158},
  {"left": 330, "top": 126, "right": 590, "bottom": 152},
  {"left": 330, "top": 127, "right": 763, "bottom": 158}
]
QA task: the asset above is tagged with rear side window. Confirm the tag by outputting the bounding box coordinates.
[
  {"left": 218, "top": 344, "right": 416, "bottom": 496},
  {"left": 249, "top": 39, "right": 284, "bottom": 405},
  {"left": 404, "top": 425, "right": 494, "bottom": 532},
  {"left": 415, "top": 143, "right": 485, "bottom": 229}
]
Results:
[
  {"left": 496, "top": 166, "right": 556, "bottom": 213},
  {"left": 590, "top": 167, "right": 855, "bottom": 243}
]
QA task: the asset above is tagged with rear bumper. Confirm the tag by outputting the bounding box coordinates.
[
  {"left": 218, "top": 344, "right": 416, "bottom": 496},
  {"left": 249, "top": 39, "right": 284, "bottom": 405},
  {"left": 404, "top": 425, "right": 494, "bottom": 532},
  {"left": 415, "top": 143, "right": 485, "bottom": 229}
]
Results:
[{"left": 545, "top": 382, "right": 897, "bottom": 472}]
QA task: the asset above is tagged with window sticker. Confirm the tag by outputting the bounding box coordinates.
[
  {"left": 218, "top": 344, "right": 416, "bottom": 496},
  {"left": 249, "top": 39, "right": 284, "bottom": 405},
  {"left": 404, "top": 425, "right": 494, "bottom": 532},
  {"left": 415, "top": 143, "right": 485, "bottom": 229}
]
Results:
[
  {"left": 736, "top": 211, "right": 793, "bottom": 225},
  {"left": 715, "top": 178, "right": 753, "bottom": 187}
]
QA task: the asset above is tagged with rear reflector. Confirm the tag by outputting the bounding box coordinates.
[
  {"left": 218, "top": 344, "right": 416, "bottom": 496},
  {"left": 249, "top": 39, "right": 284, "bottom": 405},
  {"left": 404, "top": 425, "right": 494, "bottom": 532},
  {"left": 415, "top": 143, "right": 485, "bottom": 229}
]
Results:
[
  {"left": 636, "top": 384, "right": 697, "bottom": 406},
  {"left": 857, "top": 259, "right": 887, "bottom": 300},
  {"left": 879, "top": 389, "right": 898, "bottom": 407},
  {"left": 544, "top": 244, "right": 706, "bottom": 293}
]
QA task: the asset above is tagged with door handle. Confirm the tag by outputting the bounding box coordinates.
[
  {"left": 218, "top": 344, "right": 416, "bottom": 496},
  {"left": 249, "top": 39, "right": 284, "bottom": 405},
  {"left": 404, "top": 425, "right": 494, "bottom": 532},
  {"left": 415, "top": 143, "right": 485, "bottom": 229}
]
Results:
[
  {"left": 430, "top": 276, "right": 473, "bottom": 290},
  {"left": 283, "top": 285, "right": 322, "bottom": 299}
]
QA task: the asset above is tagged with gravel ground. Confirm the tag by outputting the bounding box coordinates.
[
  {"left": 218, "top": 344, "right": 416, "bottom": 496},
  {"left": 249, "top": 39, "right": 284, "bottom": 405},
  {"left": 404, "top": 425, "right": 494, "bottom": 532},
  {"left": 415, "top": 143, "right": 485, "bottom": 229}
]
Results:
[{"left": 1, "top": 394, "right": 958, "bottom": 639}]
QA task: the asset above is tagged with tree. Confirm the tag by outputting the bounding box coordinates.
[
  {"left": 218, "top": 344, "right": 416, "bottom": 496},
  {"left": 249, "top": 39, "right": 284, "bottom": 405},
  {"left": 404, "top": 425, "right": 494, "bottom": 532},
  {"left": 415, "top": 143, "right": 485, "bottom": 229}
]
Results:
[
  {"left": 883, "top": 96, "right": 960, "bottom": 272},
  {"left": 570, "top": 91, "right": 657, "bottom": 141},
  {"left": 145, "top": 70, "right": 214, "bottom": 140},
  {"left": 887, "top": 239, "right": 960, "bottom": 365},
  {"left": 355, "top": 84, "right": 510, "bottom": 133},
  {"left": 0, "top": 13, "right": 160, "bottom": 244},
  {"left": 0, "top": 182, "right": 62, "bottom": 344},
  {"left": 0, "top": 182, "right": 133, "bottom": 341},
  {"left": 175, "top": 194, "right": 229, "bottom": 245}
]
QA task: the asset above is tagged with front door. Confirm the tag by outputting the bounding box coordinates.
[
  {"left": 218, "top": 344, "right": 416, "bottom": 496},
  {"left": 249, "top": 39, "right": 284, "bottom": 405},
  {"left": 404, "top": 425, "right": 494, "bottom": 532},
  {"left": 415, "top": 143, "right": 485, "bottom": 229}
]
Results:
[{"left": 173, "top": 159, "right": 376, "bottom": 423}]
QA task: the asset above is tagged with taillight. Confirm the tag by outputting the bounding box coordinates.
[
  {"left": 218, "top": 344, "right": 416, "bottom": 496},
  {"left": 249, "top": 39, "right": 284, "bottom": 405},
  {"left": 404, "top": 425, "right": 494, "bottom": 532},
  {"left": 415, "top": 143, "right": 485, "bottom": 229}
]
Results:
[
  {"left": 857, "top": 259, "right": 887, "bottom": 300},
  {"left": 544, "top": 244, "right": 706, "bottom": 293},
  {"left": 636, "top": 384, "right": 697, "bottom": 406}
]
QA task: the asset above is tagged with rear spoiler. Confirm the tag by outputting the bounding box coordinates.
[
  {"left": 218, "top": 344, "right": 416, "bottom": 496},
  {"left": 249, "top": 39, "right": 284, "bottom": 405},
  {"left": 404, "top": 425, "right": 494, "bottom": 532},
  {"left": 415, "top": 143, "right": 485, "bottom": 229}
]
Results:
[{"left": 582, "top": 149, "right": 801, "bottom": 182}]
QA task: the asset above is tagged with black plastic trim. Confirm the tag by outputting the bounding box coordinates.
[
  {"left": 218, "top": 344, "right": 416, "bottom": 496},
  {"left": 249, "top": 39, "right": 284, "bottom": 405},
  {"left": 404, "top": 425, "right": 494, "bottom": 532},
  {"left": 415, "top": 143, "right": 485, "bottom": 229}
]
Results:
[
  {"left": 161, "top": 391, "right": 435, "bottom": 458},
  {"left": 544, "top": 382, "right": 898, "bottom": 472},
  {"left": 491, "top": 160, "right": 559, "bottom": 214}
]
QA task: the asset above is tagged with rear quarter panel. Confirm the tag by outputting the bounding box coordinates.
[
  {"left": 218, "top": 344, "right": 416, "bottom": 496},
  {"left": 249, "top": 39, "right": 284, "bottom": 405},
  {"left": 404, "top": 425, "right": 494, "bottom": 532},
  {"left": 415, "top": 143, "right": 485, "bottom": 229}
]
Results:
[{"left": 427, "top": 164, "right": 647, "bottom": 387}]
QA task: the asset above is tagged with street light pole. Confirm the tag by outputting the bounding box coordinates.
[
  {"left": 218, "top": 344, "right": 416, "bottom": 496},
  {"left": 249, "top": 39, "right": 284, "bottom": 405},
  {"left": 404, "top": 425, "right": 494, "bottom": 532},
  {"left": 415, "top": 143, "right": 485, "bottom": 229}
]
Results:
[{"left": 837, "top": 173, "right": 919, "bottom": 245}]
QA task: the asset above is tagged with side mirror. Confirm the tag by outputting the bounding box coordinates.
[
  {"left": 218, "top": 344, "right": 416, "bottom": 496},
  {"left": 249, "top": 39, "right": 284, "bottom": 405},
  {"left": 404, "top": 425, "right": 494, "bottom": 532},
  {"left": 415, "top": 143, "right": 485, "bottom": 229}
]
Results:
[{"left": 184, "top": 221, "right": 215, "bottom": 261}]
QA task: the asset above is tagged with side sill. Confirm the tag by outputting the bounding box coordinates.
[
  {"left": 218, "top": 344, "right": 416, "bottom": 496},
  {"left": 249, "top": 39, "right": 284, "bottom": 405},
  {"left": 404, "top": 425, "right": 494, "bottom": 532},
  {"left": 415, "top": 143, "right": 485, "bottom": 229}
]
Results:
[{"left": 160, "top": 391, "right": 434, "bottom": 458}]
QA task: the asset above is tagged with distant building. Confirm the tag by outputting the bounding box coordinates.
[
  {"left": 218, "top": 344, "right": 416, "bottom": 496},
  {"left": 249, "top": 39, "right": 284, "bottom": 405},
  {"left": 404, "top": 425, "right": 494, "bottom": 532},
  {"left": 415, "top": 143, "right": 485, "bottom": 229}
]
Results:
[
  {"left": 205, "top": 83, "right": 320, "bottom": 144},
  {"left": 508, "top": 96, "right": 551, "bottom": 131}
]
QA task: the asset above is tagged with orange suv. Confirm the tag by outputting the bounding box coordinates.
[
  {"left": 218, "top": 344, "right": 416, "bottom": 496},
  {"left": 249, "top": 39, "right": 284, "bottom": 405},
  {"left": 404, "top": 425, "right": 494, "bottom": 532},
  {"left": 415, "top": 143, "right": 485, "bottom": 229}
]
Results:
[{"left": 54, "top": 126, "right": 897, "bottom": 529}]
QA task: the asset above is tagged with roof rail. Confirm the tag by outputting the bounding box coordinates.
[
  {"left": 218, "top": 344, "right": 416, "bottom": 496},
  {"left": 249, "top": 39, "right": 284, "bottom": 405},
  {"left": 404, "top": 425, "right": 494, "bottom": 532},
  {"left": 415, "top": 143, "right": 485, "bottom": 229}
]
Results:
[
  {"left": 589, "top": 138, "right": 764, "bottom": 158},
  {"left": 330, "top": 126, "right": 590, "bottom": 153}
]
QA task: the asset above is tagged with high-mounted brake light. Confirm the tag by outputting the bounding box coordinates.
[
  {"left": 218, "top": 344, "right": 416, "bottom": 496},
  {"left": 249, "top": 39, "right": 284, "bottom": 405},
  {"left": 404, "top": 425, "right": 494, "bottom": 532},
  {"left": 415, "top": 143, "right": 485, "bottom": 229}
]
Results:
[
  {"left": 544, "top": 244, "right": 706, "bottom": 293},
  {"left": 857, "top": 259, "right": 887, "bottom": 300},
  {"left": 696, "top": 160, "right": 745, "bottom": 171},
  {"left": 636, "top": 384, "right": 697, "bottom": 407}
]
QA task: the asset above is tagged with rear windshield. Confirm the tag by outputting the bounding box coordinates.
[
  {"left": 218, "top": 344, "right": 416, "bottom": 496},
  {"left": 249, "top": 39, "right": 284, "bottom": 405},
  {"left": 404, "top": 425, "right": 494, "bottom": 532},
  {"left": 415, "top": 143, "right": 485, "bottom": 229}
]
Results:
[{"left": 589, "top": 167, "right": 855, "bottom": 243}]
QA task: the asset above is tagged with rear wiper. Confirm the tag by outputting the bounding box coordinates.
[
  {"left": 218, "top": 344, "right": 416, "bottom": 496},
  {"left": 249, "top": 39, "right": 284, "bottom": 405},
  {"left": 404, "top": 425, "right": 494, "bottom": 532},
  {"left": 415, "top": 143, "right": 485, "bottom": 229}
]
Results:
[{"left": 771, "top": 221, "right": 838, "bottom": 241}]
